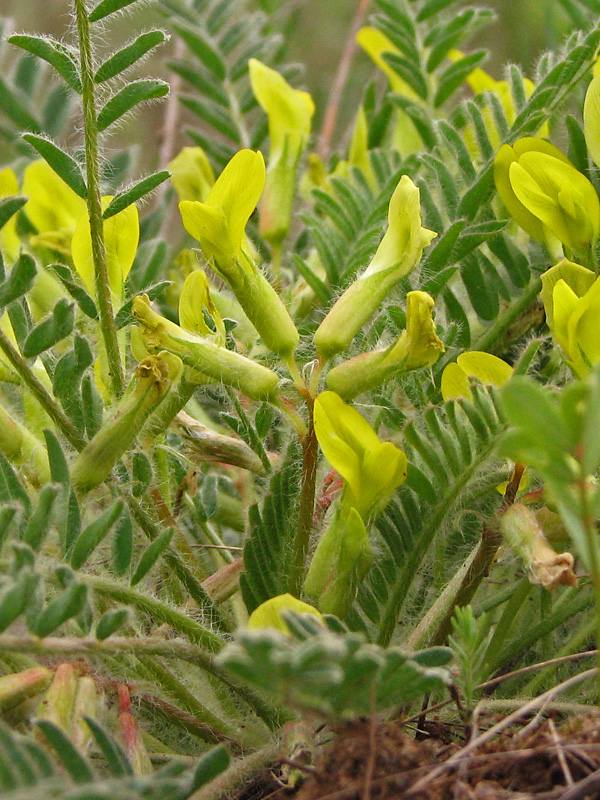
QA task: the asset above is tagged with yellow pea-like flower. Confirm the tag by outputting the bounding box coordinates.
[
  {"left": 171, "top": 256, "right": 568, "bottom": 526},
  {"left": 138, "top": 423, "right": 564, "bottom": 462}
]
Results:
[
  {"left": 314, "top": 391, "right": 407, "bottom": 519},
  {"left": 249, "top": 58, "right": 314, "bottom": 245},
  {"left": 441, "top": 351, "right": 513, "bottom": 402},
  {"left": 314, "top": 175, "right": 436, "bottom": 359}
]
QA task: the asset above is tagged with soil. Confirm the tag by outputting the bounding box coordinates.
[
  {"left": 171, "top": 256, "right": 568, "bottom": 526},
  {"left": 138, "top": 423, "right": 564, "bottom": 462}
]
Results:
[{"left": 238, "top": 715, "right": 600, "bottom": 800}]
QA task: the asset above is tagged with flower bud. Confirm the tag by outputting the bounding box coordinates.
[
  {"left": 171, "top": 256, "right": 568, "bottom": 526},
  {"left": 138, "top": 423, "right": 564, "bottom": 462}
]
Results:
[
  {"left": 249, "top": 59, "right": 314, "bottom": 245},
  {"left": 313, "top": 176, "right": 436, "bottom": 359},
  {"left": 70, "top": 676, "right": 100, "bottom": 752},
  {"left": 500, "top": 503, "right": 577, "bottom": 591},
  {"left": 117, "top": 684, "right": 152, "bottom": 776},
  {"left": 326, "top": 291, "right": 444, "bottom": 399},
  {"left": 132, "top": 295, "right": 281, "bottom": 401},
  {"left": 304, "top": 505, "right": 372, "bottom": 617},
  {"left": 0, "top": 667, "right": 52, "bottom": 711},
  {"left": 71, "top": 354, "right": 176, "bottom": 493},
  {"left": 202, "top": 558, "right": 245, "bottom": 604},
  {"left": 37, "top": 662, "right": 77, "bottom": 731}
]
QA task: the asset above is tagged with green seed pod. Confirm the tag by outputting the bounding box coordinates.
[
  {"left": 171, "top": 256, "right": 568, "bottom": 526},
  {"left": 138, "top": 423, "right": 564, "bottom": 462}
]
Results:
[
  {"left": 132, "top": 295, "right": 281, "bottom": 401},
  {"left": 71, "top": 356, "right": 175, "bottom": 494}
]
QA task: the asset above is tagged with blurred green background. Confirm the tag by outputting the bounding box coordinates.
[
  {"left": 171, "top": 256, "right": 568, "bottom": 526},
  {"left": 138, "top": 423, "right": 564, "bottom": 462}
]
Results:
[{"left": 0, "top": 0, "right": 578, "bottom": 167}]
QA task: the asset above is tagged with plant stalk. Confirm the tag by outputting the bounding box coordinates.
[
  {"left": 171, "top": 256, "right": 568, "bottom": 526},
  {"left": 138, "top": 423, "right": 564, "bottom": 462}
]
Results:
[
  {"left": 289, "top": 398, "right": 319, "bottom": 597},
  {"left": 74, "top": 0, "right": 124, "bottom": 397},
  {"left": 426, "top": 464, "right": 525, "bottom": 646}
]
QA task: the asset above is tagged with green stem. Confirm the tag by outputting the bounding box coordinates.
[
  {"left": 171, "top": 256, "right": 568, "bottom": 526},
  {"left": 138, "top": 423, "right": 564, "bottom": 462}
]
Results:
[
  {"left": 137, "top": 655, "right": 243, "bottom": 747},
  {"left": 472, "top": 277, "right": 542, "bottom": 355},
  {"left": 0, "top": 328, "right": 86, "bottom": 451},
  {"left": 289, "top": 398, "right": 318, "bottom": 597},
  {"left": 425, "top": 464, "right": 525, "bottom": 647},
  {"left": 125, "top": 493, "right": 233, "bottom": 633},
  {"left": 74, "top": 0, "right": 124, "bottom": 397},
  {"left": 87, "top": 574, "right": 225, "bottom": 652}
]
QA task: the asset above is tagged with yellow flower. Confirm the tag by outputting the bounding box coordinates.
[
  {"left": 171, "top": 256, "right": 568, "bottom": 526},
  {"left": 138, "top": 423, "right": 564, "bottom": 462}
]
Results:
[
  {"left": 314, "top": 175, "right": 436, "bottom": 358},
  {"left": 179, "top": 149, "right": 299, "bottom": 360},
  {"left": 169, "top": 146, "right": 215, "bottom": 202},
  {"left": 356, "top": 27, "right": 422, "bottom": 156},
  {"left": 326, "top": 291, "right": 444, "bottom": 400},
  {"left": 179, "top": 149, "right": 264, "bottom": 270},
  {"left": 494, "top": 137, "right": 599, "bottom": 256},
  {"left": 249, "top": 59, "right": 314, "bottom": 245},
  {"left": 23, "top": 160, "right": 86, "bottom": 254},
  {"left": 71, "top": 197, "right": 139, "bottom": 301},
  {"left": 314, "top": 391, "right": 407, "bottom": 519},
  {"left": 441, "top": 351, "right": 513, "bottom": 402},
  {"left": 247, "top": 594, "right": 323, "bottom": 635},
  {"left": 0, "top": 168, "right": 20, "bottom": 260},
  {"left": 540, "top": 260, "right": 600, "bottom": 377}
]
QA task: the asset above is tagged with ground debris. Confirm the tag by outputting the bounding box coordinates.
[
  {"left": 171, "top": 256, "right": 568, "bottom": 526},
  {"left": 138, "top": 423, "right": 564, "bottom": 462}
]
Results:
[{"left": 290, "top": 715, "right": 600, "bottom": 800}]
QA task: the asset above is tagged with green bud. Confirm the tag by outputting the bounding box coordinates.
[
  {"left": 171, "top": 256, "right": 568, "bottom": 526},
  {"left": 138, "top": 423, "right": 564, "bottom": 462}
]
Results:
[
  {"left": 304, "top": 505, "right": 373, "bottom": 617},
  {"left": 0, "top": 667, "right": 52, "bottom": 711},
  {"left": 71, "top": 355, "right": 176, "bottom": 493},
  {"left": 132, "top": 295, "right": 281, "bottom": 402}
]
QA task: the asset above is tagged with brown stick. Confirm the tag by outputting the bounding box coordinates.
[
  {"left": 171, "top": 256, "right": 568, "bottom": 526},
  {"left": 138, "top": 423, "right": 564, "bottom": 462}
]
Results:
[{"left": 317, "top": 0, "right": 372, "bottom": 161}]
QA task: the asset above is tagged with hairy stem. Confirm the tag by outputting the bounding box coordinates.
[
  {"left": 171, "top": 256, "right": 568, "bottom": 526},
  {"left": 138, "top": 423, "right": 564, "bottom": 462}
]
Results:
[
  {"left": 0, "top": 328, "right": 86, "bottom": 451},
  {"left": 0, "top": 634, "right": 288, "bottom": 731},
  {"left": 289, "top": 398, "right": 318, "bottom": 597},
  {"left": 87, "top": 574, "right": 225, "bottom": 651},
  {"left": 472, "top": 277, "right": 542, "bottom": 354},
  {"left": 74, "top": 0, "right": 124, "bottom": 396},
  {"left": 426, "top": 464, "right": 525, "bottom": 647}
]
